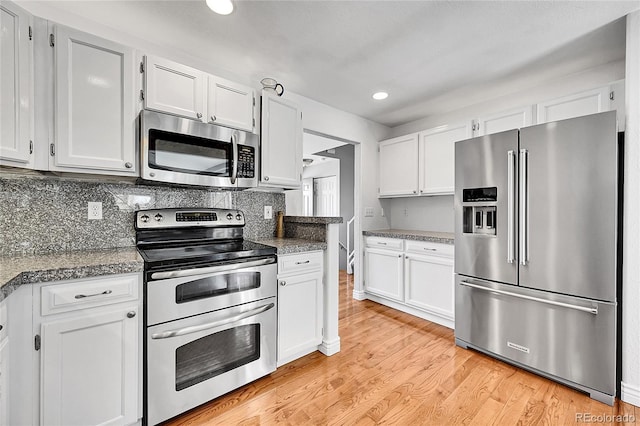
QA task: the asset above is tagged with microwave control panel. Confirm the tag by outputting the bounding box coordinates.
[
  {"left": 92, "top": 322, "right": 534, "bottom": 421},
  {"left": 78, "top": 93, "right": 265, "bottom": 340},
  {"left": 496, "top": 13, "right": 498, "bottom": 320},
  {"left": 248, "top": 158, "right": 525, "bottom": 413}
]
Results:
[{"left": 237, "top": 145, "right": 255, "bottom": 178}]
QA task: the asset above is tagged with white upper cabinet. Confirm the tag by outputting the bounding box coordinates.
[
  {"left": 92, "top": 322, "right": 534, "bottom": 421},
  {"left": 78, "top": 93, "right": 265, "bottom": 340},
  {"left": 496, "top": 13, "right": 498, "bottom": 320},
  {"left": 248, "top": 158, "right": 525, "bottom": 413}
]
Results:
[
  {"left": 475, "top": 105, "right": 533, "bottom": 136},
  {"left": 207, "top": 76, "right": 254, "bottom": 131},
  {"left": 260, "top": 91, "right": 302, "bottom": 188},
  {"left": 378, "top": 134, "right": 419, "bottom": 197},
  {"left": 51, "top": 24, "right": 136, "bottom": 175},
  {"left": 144, "top": 55, "right": 206, "bottom": 121},
  {"left": 143, "top": 55, "right": 255, "bottom": 132},
  {"left": 0, "top": 1, "right": 33, "bottom": 168},
  {"left": 418, "top": 122, "right": 471, "bottom": 195},
  {"left": 536, "top": 86, "right": 610, "bottom": 124}
]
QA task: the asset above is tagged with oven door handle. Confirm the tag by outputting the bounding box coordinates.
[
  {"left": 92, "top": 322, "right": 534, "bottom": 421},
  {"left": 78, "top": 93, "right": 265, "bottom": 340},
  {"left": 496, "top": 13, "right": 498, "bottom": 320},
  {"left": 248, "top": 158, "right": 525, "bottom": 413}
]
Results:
[
  {"left": 150, "top": 257, "right": 275, "bottom": 280},
  {"left": 150, "top": 302, "right": 275, "bottom": 339}
]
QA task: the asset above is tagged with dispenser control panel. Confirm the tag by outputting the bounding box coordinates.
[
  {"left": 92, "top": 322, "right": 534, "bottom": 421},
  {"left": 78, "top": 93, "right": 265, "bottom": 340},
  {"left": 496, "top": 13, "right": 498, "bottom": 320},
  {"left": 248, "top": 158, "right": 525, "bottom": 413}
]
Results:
[{"left": 462, "top": 187, "right": 497, "bottom": 236}]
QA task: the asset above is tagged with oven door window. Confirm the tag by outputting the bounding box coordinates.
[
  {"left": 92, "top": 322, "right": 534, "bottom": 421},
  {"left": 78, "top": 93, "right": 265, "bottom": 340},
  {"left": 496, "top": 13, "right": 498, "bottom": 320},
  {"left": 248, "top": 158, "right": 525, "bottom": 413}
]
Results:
[
  {"left": 148, "top": 129, "right": 232, "bottom": 176},
  {"left": 175, "top": 272, "right": 261, "bottom": 304},
  {"left": 175, "top": 324, "right": 260, "bottom": 391}
]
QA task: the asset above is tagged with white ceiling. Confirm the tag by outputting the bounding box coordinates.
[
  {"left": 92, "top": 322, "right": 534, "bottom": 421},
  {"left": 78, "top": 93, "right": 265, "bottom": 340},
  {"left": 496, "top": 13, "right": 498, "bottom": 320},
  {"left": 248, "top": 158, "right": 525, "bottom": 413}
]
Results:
[
  {"left": 29, "top": 1, "right": 640, "bottom": 127},
  {"left": 303, "top": 133, "right": 347, "bottom": 157}
]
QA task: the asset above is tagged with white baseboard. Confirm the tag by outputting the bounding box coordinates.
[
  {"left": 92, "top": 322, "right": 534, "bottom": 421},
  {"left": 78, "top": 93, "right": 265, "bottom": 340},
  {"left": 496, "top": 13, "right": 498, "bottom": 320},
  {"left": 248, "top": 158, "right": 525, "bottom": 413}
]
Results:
[
  {"left": 318, "top": 337, "right": 341, "bottom": 356},
  {"left": 365, "top": 292, "right": 454, "bottom": 330},
  {"left": 352, "top": 289, "right": 367, "bottom": 300},
  {"left": 621, "top": 381, "right": 640, "bottom": 407}
]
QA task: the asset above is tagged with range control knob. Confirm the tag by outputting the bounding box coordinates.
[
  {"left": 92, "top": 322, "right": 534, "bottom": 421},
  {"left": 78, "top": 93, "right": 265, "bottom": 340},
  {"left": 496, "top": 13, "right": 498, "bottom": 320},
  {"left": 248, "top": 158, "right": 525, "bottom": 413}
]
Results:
[
  {"left": 140, "top": 215, "right": 150, "bottom": 223},
  {"left": 236, "top": 214, "right": 242, "bottom": 221},
  {"left": 154, "top": 214, "right": 163, "bottom": 222},
  {"left": 226, "top": 213, "right": 233, "bottom": 220}
]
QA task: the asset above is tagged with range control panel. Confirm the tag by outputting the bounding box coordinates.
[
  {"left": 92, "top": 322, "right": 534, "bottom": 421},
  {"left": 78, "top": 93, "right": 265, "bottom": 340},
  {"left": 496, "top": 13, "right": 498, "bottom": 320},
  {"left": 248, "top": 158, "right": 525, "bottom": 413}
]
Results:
[{"left": 135, "top": 208, "right": 245, "bottom": 229}]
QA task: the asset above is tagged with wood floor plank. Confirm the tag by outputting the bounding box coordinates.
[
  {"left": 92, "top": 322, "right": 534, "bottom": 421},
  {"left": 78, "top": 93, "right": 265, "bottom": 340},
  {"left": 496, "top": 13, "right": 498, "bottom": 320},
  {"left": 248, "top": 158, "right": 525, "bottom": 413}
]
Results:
[{"left": 163, "top": 270, "right": 638, "bottom": 426}]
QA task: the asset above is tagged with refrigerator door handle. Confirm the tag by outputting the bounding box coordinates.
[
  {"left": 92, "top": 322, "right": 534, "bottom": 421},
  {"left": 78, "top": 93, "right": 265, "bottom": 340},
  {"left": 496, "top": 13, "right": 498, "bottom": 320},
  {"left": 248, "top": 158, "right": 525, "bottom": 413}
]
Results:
[
  {"left": 519, "top": 149, "right": 529, "bottom": 266},
  {"left": 507, "top": 150, "right": 516, "bottom": 264},
  {"left": 459, "top": 280, "right": 598, "bottom": 315}
]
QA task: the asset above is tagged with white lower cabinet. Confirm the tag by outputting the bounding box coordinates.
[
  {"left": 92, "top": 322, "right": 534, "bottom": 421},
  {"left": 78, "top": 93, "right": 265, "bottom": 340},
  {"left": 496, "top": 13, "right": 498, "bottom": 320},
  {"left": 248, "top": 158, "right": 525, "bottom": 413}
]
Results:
[
  {"left": 277, "top": 251, "right": 323, "bottom": 367},
  {"left": 364, "top": 237, "right": 454, "bottom": 328},
  {"left": 0, "top": 298, "right": 8, "bottom": 426},
  {"left": 35, "top": 273, "right": 142, "bottom": 426}
]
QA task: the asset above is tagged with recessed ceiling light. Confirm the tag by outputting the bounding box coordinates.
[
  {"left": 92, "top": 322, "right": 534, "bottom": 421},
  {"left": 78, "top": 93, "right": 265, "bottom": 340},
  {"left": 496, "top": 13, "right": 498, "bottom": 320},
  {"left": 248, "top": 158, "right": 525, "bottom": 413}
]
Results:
[
  {"left": 206, "top": 0, "right": 234, "bottom": 15},
  {"left": 372, "top": 92, "right": 388, "bottom": 100}
]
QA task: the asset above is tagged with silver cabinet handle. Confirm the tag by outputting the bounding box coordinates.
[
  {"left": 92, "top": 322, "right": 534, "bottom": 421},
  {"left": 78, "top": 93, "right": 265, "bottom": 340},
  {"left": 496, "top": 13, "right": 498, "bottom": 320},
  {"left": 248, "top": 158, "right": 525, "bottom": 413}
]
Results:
[
  {"left": 423, "top": 247, "right": 437, "bottom": 251},
  {"left": 459, "top": 280, "right": 598, "bottom": 314},
  {"left": 377, "top": 242, "right": 387, "bottom": 245},
  {"left": 125, "top": 162, "right": 133, "bottom": 169},
  {"left": 279, "top": 280, "right": 286, "bottom": 286},
  {"left": 210, "top": 115, "right": 217, "bottom": 122},
  {"left": 507, "top": 150, "right": 516, "bottom": 264},
  {"left": 75, "top": 289, "right": 112, "bottom": 299},
  {"left": 264, "top": 176, "right": 269, "bottom": 181},
  {"left": 295, "top": 260, "right": 310, "bottom": 265},
  {"left": 127, "top": 311, "right": 136, "bottom": 318},
  {"left": 151, "top": 303, "right": 275, "bottom": 339},
  {"left": 150, "top": 257, "right": 275, "bottom": 280},
  {"left": 230, "top": 133, "right": 238, "bottom": 185},
  {"left": 196, "top": 112, "right": 203, "bottom": 119},
  {"left": 519, "top": 149, "right": 529, "bottom": 266}
]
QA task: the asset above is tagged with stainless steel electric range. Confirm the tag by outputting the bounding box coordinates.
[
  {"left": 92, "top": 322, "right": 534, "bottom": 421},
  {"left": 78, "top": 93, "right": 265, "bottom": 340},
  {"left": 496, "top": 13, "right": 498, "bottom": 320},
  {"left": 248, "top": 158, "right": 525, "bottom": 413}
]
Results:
[{"left": 135, "top": 208, "right": 277, "bottom": 425}]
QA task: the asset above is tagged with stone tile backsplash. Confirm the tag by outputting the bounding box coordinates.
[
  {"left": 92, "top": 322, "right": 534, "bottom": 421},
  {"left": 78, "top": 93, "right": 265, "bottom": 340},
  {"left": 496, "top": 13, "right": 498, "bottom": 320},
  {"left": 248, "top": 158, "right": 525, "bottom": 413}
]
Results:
[{"left": 0, "top": 172, "right": 284, "bottom": 257}]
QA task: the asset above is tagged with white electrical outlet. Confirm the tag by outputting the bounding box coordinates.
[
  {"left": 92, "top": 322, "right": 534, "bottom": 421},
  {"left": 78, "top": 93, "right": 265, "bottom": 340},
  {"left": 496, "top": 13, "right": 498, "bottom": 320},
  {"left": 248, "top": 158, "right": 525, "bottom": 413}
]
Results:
[
  {"left": 88, "top": 202, "right": 103, "bottom": 220},
  {"left": 364, "top": 207, "right": 374, "bottom": 217},
  {"left": 264, "top": 205, "right": 273, "bottom": 220}
]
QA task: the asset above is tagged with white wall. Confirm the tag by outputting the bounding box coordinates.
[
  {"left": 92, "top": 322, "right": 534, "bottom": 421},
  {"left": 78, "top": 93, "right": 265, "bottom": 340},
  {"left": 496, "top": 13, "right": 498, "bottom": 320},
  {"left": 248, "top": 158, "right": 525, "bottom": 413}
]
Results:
[
  {"left": 302, "top": 157, "right": 340, "bottom": 181},
  {"left": 622, "top": 10, "right": 640, "bottom": 407}
]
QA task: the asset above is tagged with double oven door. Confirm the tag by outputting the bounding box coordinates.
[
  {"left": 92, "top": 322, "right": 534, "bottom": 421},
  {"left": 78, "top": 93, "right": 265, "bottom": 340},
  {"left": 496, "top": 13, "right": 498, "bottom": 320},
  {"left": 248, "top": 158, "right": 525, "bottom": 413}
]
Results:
[{"left": 145, "top": 258, "right": 277, "bottom": 425}]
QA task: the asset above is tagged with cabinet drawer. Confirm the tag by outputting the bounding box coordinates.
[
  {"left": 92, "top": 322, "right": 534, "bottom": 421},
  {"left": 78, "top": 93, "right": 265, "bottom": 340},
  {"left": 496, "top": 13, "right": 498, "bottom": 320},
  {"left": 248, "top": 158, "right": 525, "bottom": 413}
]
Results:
[
  {"left": 278, "top": 251, "right": 323, "bottom": 275},
  {"left": 364, "top": 237, "right": 403, "bottom": 251},
  {"left": 0, "top": 300, "right": 6, "bottom": 342},
  {"left": 41, "top": 274, "right": 139, "bottom": 316},
  {"left": 405, "top": 240, "right": 453, "bottom": 258}
]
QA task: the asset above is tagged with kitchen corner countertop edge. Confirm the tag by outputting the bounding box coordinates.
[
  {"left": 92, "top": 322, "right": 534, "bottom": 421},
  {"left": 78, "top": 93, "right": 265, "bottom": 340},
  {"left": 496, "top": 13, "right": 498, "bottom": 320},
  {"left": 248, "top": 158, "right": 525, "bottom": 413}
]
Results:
[
  {"left": 363, "top": 229, "right": 455, "bottom": 244},
  {"left": 252, "top": 238, "right": 327, "bottom": 254},
  {"left": 0, "top": 247, "right": 144, "bottom": 301},
  {"left": 283, "top": 216, "right": 343, "bottom": 224}
]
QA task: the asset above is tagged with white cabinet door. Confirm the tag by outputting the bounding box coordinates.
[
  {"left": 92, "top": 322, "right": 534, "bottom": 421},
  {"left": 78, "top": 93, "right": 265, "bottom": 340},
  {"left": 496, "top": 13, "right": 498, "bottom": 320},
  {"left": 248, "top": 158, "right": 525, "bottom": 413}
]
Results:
[
  {"left": 418, "top": 122, "right": 471, "bottom": 195},
  {"left": 208, "top": 76, "right": 254, "bottom": 131},
  {"left": 144, "top": 55, "right": 205, "bottom": 121},
  {"left": 404, "top": 253, "right": 454, "bottom": 321},
  {"left": 0, "top": 2, "right": 33, "bottom": 167},
  {"left": 476, "top": 106, "right": 533, "bottom": 136},
  {"left": 536, "top": 86, "right": 610, "bottom": 124},
  {"left": 52, "top": 25, "right": 136, "bottom": 175},
  {"left": 260, "top": 92, "right": 302, "bottom": 188},
  {"left": 277, "top": 272, "right": 323, "bottom": 365},
  {"left": 40, "top": 304, "right": 138, "bottom": 426},
  {"left": 364, "top": 248, "right": 404, "bottom": 301},
  {"left": 0, "top": 337, "right": 8, "bottom": 426},
  {"left": 378, "top": 134, "right": 419, "bottom": 197}
]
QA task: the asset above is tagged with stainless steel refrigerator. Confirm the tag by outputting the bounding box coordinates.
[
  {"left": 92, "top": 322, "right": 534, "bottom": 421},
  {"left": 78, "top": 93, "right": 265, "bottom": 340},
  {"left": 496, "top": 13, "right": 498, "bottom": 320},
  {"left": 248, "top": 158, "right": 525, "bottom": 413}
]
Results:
[{"left": 454, "top": 111, "right": 619, "bottom": 405}]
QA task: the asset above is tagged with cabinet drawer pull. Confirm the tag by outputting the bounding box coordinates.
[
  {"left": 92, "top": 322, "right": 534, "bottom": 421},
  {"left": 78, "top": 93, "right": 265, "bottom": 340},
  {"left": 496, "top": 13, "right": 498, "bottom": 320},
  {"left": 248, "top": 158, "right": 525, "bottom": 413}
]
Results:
[
  {"left": 295, "top": 260, "right": 310, "bottom": 265},
  {"left": 210, "top": 115, "right": 217, "bottom": 122},
  {"left": 423, "top": 248, "right": 437, "bottom": 251},
  {"left": 74, "top": 289, "right": 112, "bottom": 299},
  {"left": 377, "top": 242, "right": 387, "bottom": 245}
]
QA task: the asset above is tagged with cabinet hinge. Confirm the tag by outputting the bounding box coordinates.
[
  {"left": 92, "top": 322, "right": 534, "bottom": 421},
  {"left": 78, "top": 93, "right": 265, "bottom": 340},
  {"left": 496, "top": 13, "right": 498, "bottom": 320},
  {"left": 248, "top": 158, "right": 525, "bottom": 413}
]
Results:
[
  {"left": 321, "top": 327, "right": 324, "bottom": 337},
  {"left": 49, "top": 33, "right": 55, "bottom": 47},
  {"left": 30, "top": 140, "right": 33, "bottom": 155},
  {"left": 140, "top": 90, "right": 145, "bottom": 101},
  {"left": 28, "top": 26, "right": 33, "bottom": 41},
  {"left": 34, "top": 334, "right": 41, "bottom": 351},
  {"left": 253, "top": 118, "right": 255, "bottom": 127},
  {"left": 300, "top": 111, "right": 303, "bottom": 120},
  {"left": 610, "top": 91, "right": 615, "bottom": 101},
  {"left": 472, "top": 123, "right": 478, "bottom": 131},
  {"left": 140, "top": 61, "right": 145, "bottom": 73},
  {"left": 50, "top": 143, "right": 55, "bottom": 156},
  {"left": 253, "top": 96, "right": 256, "bottom": 106},
  {"left": 377, "top": 146, "right": 380, "bottom": 153}
]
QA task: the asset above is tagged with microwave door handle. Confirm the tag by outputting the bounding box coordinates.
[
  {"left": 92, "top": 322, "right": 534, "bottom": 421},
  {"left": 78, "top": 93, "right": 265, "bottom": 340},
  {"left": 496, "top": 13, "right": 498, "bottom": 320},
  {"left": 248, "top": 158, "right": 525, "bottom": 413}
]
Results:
[{"left": 230, "top": 133, "right": 238, "bottom": 185}]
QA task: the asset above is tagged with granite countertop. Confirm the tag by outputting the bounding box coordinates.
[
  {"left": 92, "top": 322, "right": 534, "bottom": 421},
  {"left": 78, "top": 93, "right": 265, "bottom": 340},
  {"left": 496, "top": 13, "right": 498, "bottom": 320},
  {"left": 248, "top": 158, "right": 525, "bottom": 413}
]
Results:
[
  {"left": 0, "top": 247, "right": 144, "bottom": 301},
  {"left": 253, "top": 238, "right": 327, "bottom": 254},
  {"left": 284, "top": 216, "right": 343, "bottom": 224},
  {"left": 363, "top": 229, "right": 455, "bottom": 245}
]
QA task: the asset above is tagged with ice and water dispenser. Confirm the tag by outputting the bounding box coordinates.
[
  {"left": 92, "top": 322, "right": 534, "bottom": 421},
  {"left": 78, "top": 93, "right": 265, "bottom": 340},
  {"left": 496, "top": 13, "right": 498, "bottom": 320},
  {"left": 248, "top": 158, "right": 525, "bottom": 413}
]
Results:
[{"left": 462, "top": 187, "right": 497, "bottom": 236}]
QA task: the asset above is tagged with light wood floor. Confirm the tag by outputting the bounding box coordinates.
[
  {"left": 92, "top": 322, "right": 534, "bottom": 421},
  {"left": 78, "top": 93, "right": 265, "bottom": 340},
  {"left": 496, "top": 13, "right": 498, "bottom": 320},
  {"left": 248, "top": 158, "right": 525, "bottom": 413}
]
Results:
[{"left": 165, "top": 271, "right": 638, "bottom": 425}]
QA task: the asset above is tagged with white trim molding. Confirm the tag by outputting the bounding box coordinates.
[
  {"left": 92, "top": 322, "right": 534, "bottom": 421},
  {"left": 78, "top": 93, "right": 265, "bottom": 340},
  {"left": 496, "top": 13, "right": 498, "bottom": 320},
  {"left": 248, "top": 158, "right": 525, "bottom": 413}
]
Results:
[{"left": 621, "top": 381, "right": 640, "bottom": 407}]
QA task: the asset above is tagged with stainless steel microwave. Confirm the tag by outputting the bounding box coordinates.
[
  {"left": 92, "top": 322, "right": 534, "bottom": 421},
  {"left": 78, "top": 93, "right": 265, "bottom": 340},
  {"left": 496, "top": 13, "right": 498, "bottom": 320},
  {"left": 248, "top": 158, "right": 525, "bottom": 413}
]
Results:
[{"left": 140, "top": 110, "right": 258, "bottom": 189}]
